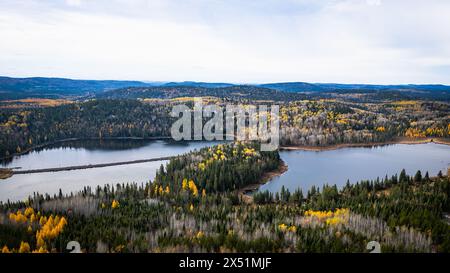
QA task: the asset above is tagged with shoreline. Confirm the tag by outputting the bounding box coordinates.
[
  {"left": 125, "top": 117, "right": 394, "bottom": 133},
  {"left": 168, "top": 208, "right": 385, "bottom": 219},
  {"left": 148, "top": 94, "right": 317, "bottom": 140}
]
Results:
[
  {"left": 2, "top": 136, "right": 450, "bottom": 161},
  {"left": 238, "top": 137, "right": 450, "bottom": 201},
  {"left": 0, "top": 136, "right": 173, "bottom": 161},
  {"left": 0, "top": 169, "right": 13, "bottom": 179},
  {"left": 238, "top": 160, "right": 288, "bottom": 203},
  {"left": 279, "top": 137, "right": 450, "bottom": 152},
  {"left": 1, "top": 137, "right": 448, "bottom": 180}
]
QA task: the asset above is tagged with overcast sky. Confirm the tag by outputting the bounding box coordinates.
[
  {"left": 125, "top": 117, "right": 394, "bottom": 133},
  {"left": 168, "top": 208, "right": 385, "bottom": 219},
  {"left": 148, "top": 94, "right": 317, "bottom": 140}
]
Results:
[{"left": 0, "top": 0, "right": 449, "bottom": 84}]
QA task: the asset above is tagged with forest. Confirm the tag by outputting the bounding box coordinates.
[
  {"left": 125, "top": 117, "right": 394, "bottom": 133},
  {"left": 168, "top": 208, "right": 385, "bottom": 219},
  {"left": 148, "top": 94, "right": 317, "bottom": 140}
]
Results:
[
  {"left": 0, "top": 99, "right": 174, "bottom": 157},
  {"left": 1, "top": 96, "right": 449, "bottom": 158},
  {"left": 1, "top": 83, "right": 449, "bottom": 253},
  {"left": 0, "top": 142, "right": 449, "bottom": 253}
]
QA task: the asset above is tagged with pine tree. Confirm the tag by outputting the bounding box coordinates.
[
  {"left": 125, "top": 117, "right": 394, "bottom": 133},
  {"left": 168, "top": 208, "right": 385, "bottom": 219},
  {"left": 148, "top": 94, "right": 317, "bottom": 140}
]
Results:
[
  {"left": 414, "top": 170, "right": 422, "bottom": 182},
  {"left": 399, "top": 169, "right": 407, "bottom": 182}
]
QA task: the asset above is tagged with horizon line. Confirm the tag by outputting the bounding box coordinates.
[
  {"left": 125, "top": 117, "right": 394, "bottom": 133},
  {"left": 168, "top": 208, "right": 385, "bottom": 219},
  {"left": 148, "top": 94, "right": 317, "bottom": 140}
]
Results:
[{"left": 1, "top": 74, "right": 450, "bottom": 87}]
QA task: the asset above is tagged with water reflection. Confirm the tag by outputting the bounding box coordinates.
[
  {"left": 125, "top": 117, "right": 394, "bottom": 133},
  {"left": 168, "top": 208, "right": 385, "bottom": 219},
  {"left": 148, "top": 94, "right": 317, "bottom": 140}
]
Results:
[
  {"left": 0, "top": 140, "right": 221, "bottom": 202},
  {"left": 259, "top": 143, "right": 450, "bottom": 194}
]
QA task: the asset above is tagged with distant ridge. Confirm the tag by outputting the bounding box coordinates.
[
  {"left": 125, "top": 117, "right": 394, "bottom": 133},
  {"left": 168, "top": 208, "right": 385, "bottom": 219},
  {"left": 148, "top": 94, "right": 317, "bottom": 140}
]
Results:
[
  {"left": 259, "top": 82, "right": 324, "bottom": 92},
  {"left": 316, "top": 83, "right": 450, "bottom": 92},
  {"left": 1, "top": 76, "right": 449, "bottom": 100},
  {"left": 259, "top": 82, "right": 450, "bottom": 93},
  {"left": 96, "top": 85, "right": 307, "bottom": 101},
  {"left": 162, "top": 81, "right": 234, "bottom": 88},
  {"left": 0, "top": 76, "right": 155, "bottom": 99}
]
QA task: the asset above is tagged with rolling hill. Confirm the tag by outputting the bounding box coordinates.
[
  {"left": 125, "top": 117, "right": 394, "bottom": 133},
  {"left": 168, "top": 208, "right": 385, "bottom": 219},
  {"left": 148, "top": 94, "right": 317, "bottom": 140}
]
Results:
[
  {"left": 1, "top": 76, "right": 449, "bottom": 101},
  {"left": 0, "top": 76, "right": 156, "bottom": 100}
]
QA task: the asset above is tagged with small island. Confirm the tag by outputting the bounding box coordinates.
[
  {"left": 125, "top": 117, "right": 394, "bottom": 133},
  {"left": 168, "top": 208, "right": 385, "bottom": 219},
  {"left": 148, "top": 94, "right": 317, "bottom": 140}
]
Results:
[{"left": 0, "top": 168, "right": 12, "bottom": 179}]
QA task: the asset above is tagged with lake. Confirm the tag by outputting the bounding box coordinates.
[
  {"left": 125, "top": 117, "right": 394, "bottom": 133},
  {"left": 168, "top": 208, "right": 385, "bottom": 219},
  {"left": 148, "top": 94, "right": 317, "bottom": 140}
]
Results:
[
  {"left": 0, "top": 140, "right": 220, "bottom": 202},
  {"left": 260, "top": 142, "right": 450, "bottom": 193},
  {"left": 1, "top": 140, "right": 449, "bottom": 203}
]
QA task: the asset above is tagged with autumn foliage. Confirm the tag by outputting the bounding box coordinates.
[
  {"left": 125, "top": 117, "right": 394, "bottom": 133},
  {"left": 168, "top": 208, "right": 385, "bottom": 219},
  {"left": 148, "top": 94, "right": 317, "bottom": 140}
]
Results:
[{"left": 4, "top": 207, "right": 67, "bottom": 253}]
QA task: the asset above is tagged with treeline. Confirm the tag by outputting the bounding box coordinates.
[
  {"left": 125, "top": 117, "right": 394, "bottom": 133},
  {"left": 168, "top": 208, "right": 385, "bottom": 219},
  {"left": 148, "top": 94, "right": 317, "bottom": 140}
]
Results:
[
  {"left": 96, "top": 85, "right": 310, "bottom": 101},
  {"left": 1, "top": 98, "right": 449, "bottom": 158},
  {"left": 0, "top": 99, "right": 173, "bottom": 157},
  {"left": 98, "top": 85, "right": 450, "bottom": 102},
  {"left": 279, "top": 100, "right": 450, "bottom": 146}
]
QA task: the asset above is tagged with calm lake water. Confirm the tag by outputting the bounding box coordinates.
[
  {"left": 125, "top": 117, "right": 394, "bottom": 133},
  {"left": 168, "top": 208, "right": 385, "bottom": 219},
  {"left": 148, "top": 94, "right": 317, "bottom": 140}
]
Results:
[
  {"left": 1, "top": 141, "right": 449, "bottom": 203},
  {"left": 0, "top": 140, "right": 220, "bottom": 202},
  {"left": 259, "top": 143, "right": 450, "bottom": 193}
]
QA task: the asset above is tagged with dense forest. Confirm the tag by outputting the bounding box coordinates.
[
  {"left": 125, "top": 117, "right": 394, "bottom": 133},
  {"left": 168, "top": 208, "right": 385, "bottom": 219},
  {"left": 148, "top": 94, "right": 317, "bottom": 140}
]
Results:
[
  {"left": 99, "top": 85, "right": 450, "bottom": 102},
  {"left": 153, "top": 142, "right": 280, "bottom": 193},
  {"left": 0, "top": 99, "right": 174, "bottom": 157},
  {"left": 0, "top": 142, "right": 449, "bottom": 253},
  {"left": 1, "top": 96, "right": 449, "bottom": 158}
]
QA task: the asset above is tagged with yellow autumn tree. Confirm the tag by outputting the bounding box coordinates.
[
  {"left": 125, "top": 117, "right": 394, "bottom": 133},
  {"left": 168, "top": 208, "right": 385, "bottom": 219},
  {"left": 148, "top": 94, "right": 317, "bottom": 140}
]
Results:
[
  {"left": 39, "top": 216, "right": 47, "bottom": 226},
  {"left": 188, "top": 180, "right": 198, "bottom": 196},
  {"left": 24, "top": 207, "right": 34, "bottom": 217},
  {"left": 32, "top": 247, "right": 49, "bottom": 254},
  {"left": 288, "top": 226, "right": 297, "bottom": 233},
  {"left": 18, "top": 242, "right": 30, "bottom": 253},
  {"left": 196, "top": 231, "right": 204, "bottom": 239},
  {"left": 9, "top": 211, "right": 27, "bottom": 224},
  {"left": 304, "top": 208, "right": 349, "bottom": 226},
  {"left": 405, "top": 128, "right": 426, "bottom": 138},
  {"left": 111, "top": 200, "right": 120, "bottom": 209},
  {"left": 1, "top": 245, "right": 11, "bottom": 253},
  {"left": 36, "top": 215, "right": 67, "bottom": 242},
  {"left": 36, "top": 236, "right": 46, "bottom": 249}
]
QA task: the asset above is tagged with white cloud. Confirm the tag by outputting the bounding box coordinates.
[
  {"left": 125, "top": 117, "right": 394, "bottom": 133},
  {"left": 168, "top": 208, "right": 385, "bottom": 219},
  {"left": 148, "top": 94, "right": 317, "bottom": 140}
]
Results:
[
  {"left": 366, "top": 0, "right": 381, "bottom": 6},
  {"left": 0, "top": 0, "right": 449, "bottom": 84},
  {"left": 66, "top": 0, "right": 82, "bottom": 7}
]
